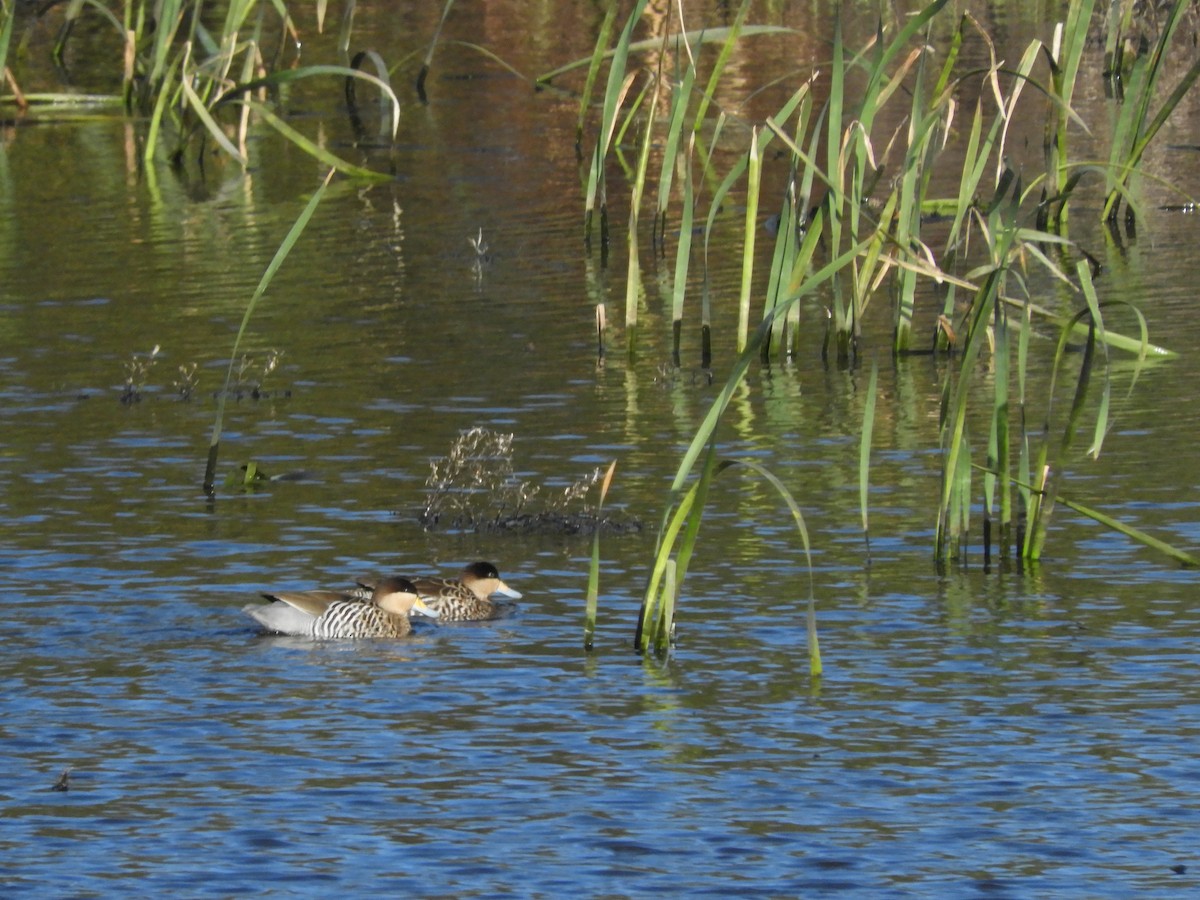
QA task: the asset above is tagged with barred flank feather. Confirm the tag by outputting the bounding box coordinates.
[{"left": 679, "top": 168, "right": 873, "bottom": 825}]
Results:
[
  {"left": 417, "top": 586, "right": 500, "bottom": 622},
  {"left": 311, "top": 600, "right": 411, "bottom": 639},
  {"left": 245, "top": 576, "right": 436, "bottom": 639}
]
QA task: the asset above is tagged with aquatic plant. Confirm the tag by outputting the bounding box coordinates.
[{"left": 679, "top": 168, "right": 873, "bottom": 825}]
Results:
[
  {"left": 561, "top": 0, "right": 1198, "bottom": 645},
  {"left": 420, "top": 427, "right": 636, "bottom": 535},
  {"left": 0, "top": 0, "right": 398, "bottom": 178},
  {"left": 1100, "top": 0, "right": 1200, "bottom": 224},
  {"left": 120, "top": 345, "right": 161, "bottom": 405},
  {"left": 173, "top": 363, "right": 199, "bottom": 401},
  {"left": 632, "top": 302, "right": 825, "bottom": 671},
  {"left": 223, "top": 349, "right": 284, "bottom": 401},
  {"left": 203, "top": 169, "right": 333, "bottom": 495},
  {"left": 584, "top": 460, "right": 618, "bottom": 651}
]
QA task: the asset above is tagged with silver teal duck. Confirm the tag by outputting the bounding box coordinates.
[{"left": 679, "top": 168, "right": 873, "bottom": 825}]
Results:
[
  {"left": 359, "top": 561, "right": 521, "bottom": 622},
  {"left": 244, "top": 576, "right": 439, "bottom": 639}
]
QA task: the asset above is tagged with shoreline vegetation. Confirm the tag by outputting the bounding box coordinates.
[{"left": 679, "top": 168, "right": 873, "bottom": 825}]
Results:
[{"left": 4, "top": 0, "right": 1198, "bottom": 663}]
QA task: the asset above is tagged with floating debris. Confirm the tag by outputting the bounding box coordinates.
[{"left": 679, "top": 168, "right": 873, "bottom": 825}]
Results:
[{"left": 50, "top": 767, "right": 72, "bottom": 792}]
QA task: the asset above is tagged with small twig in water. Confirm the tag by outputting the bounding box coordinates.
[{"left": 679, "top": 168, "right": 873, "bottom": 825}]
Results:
[{"left": 51, "top": 767, "right": 72, "bottom": 792}]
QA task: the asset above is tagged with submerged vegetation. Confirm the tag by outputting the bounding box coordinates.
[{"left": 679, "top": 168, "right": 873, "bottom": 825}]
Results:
[{"left": 5, "top": 0, "right": 1199, "bottom": 658}]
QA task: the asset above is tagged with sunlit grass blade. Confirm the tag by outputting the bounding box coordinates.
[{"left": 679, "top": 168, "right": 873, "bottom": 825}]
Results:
[
  {"left": 584, "top": 460, "right": 618, "bottom": 651},
  {"left": 987, "top": 282, "right": 1010, "bottom": 556},
  {"left": 1075, "top": 262, "right": 1112, "bottom": 459},
  {"left": 655, "top": 559, "right": 676, "bottom": 655},
  {"left": 1058, "top": 495, "right": 1200, "bottom": 567},
  {"left": 239, "top": 100, "right": 394, "bottom": 180},
  {"left": 859, "top": 361, "right": 878, "bottom": 552},
  {"left": 691, "top": 0, "right": 750, "bottom": 128},
  {"left": 182, "top": 71, "right": 247, "bottom": 165},
  {"left": 624, "top": 72, "right": 660, "bottom": 347},
  {"left": 569, "top": 0, "right": 618, "bottom": 149},
  {"left": 1043, "top": 0, "right": 1094, "bottom": 216},
  {"left": 736, "top": 128, "right": 762, "bottom": 354},
  {"left": 656, "top": 59, "right": 695, "bottom": 243},
  {"left": 978, "top": 467, "right": 1200, "bottom": 568},
  {"left": 671, "top": 137, "right": 696, "bottom": 364},
  {"left": 583, "top": 0, "right": 648, "bottom": 242},
  {"left": 637, "top": 453, "right": 709, "bottom": 651}
]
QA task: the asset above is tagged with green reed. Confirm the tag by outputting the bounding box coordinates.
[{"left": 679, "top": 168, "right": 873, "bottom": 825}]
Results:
[
  {"left": 0, "top": 0, "right": 14, "bottom": 102},
  {"left": 579, "top": 0, "right": 648, "bottom": 249},
  {"left": 568, "top": 0, "right": 1197, "bottom": 617},
  {"left": 2, "top": 0, "right": 399, "bottom": 179},
  {"left": 203, "top": 169, "right": 333, "bottom": 495},
  {"left": 1041, "top": 0, "right": 1093, "bottom": 232},
  {"left": 859, "top": 361, "right": 878, "bottom": 554},
  {"left": 584, "top": 461, "right": 618, "bottom": 651},
  {"left": 1101, "top": 0, "right": 1200, "bottom": 223}
]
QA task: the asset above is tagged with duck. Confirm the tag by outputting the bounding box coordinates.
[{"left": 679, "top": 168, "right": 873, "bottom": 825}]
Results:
[
  {"left": 244, "top": 575, "right": 439, "bottom": 639},
  {"left": 358, "top": 561, "right": 522, "bottom": 622}
]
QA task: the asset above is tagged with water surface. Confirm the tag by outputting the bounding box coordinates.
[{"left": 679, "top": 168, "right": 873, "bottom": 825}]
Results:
[{"left": 2, "top": 1, "right": 1200, "bottom": 895}]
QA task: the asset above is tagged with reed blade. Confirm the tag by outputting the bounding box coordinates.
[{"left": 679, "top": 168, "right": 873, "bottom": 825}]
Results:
[
  {"left": 584, "top": 460, "right": 617, "bottom": 651},
  {"left": 204, "top": 169, "right": 335, "bottom": 494},
  {"left": 859, "top": 361, "right": 878, "bottom": 549}
]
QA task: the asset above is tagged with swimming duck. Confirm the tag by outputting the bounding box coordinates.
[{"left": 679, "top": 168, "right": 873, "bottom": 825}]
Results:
[
  {"left": 244, "top": 576, "right": 439, "bottom": 639},
  {"left": 359, "top": 561, "right": 522, "bottom": 622}
]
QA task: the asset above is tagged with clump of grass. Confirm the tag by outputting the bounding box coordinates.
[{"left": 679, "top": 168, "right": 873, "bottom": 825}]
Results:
[
  {"left": 120, "top": 345, "right": 161, "bottom": 405},
  {"left": 173, "top": 362, "right": 199, "bottom": 401},
  {"left": 1100, "top": 0, "right": 1200, "bottom": 224},
  {"left": 574, "top": 0, "right": 1195, "bottom": 582},
  {"left": 632, "top": 306, "right": 821, "bottom": 670},
  {"left": 3, "top": 0, "right": 400, "bottom": 180},
  {"left": 420, "top": 427, "right": 638, "bottom": 534},
  {"left": 223, "top": 349, "right": 284, "bottom": 401}
]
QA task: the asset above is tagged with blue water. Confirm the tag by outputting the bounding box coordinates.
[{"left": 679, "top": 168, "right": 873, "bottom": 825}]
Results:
[{"left": 5, "top": 1, "right": 1200, "bottom": 895}]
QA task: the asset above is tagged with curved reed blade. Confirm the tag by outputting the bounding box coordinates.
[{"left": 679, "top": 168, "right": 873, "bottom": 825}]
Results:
[
  {"left": 217, "top": 65, "right": 401, "bottom": 141},
  {"left": 204, "top": 169, "right": 336, "bottom": 495},
  {"left": 1057, "top": 496, "right": 1200, "bottom": 568},
  {"left": 182, "top": 74, "right": 247, "bottom": 166},
  {"left": 242, "top": 99, "right": 394, "bottom": 181},
  {"left": 347, "top": 50, "right": 396, "bottom": 143}
]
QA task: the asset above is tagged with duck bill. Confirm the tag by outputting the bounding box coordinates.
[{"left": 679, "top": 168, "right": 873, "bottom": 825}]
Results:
[
  {"left": 411, "top": 598, "right": 440, "bottom": 619},
  {"left": 494, "top": 581, "right": 522, "bottom": 599}
]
